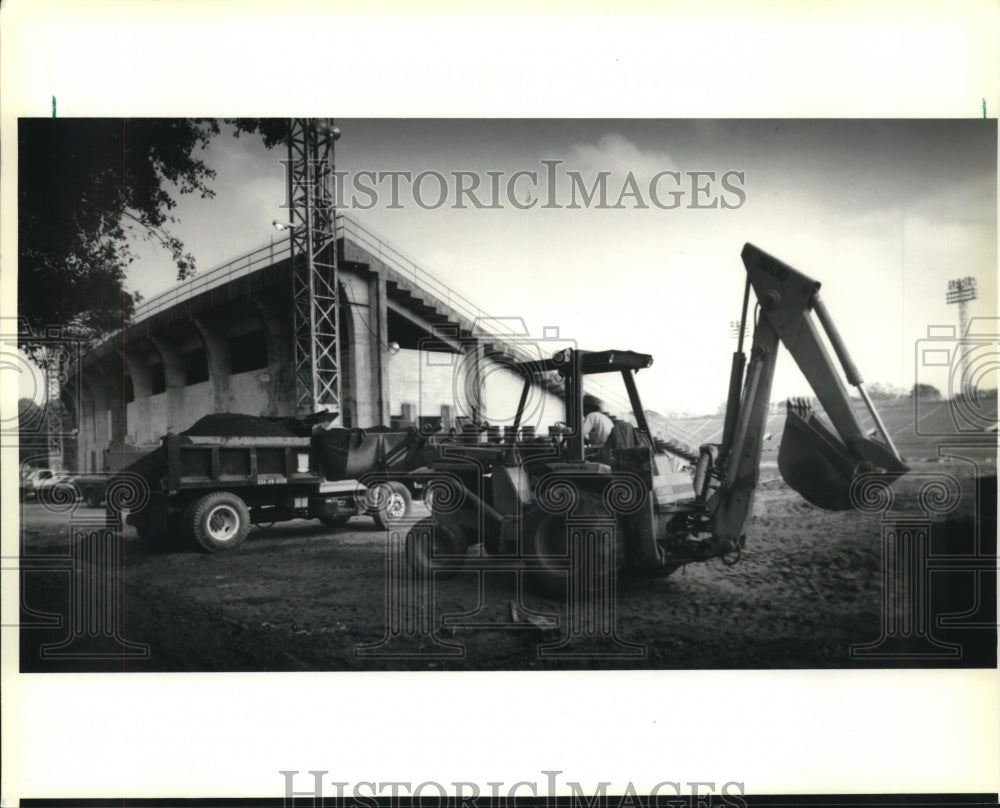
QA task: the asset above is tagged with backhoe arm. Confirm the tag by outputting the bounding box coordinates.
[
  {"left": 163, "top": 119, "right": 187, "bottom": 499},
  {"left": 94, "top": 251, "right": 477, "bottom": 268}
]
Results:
[{"left": 708, "top": 244, "right": 909, "bottom": 551}]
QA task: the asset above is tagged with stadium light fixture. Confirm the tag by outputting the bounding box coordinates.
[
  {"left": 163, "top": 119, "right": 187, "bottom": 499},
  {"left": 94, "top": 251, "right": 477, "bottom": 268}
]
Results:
[{"left": 946, "top": 276, "right": 978, "bottom": 397}]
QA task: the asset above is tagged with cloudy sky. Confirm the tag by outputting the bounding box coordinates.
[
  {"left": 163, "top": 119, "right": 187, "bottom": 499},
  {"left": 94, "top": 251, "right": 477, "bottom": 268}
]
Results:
[{"left": 125, "top": 118, "right": 997, "bottom": 414}]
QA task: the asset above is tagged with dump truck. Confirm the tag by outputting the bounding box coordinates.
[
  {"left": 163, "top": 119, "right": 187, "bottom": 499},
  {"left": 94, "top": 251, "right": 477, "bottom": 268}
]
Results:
[
  {"left": 405, "top": 243, "right": 910, "bottom": 592},
  {"left": 112, "top": 416, "right": 429, "bottom": 552}
]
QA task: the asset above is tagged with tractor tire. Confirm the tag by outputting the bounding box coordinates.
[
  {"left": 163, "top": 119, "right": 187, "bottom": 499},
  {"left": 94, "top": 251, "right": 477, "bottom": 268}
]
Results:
[
  {"left": 189, "top": 491, "right": 251, "bottom": 553},
  {"left": 422, "top": 479, "right": 455, "bottom": 513},
  {"left": 523, "top": 511, "right": 571, "bottom": 597},
  {"left": 524, "top": 495, "right": 626, "bottom": 598},
  {"left": 405, "top": 515, "right": 468, "bottom": 579},
  {"left": 83, "top": 487, "right": 102, "bottom": 509},
  {"left": 370, "top": 481, "right": 411, "bottom": 530}
]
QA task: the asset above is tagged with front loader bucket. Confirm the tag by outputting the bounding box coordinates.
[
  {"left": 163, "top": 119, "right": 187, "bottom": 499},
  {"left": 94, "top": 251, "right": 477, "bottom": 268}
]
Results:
[{"left": 778, "top": 406, "right": 862, "bottom": 511}]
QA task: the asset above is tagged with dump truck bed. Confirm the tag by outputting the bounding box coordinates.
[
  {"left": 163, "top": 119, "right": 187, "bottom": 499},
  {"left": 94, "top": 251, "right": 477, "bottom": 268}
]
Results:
[{"left": 126, "top": 434, "right": 323, "bottom": 495}]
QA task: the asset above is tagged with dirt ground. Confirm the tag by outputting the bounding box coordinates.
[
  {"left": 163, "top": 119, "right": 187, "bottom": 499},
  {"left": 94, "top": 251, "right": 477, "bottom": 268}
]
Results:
[{"left": 18, "top": 458, "right": 996, "bottom": 672}]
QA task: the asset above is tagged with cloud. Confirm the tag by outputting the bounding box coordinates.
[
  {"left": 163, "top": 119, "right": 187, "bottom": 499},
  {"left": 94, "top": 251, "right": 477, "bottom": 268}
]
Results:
[{"left": 565, "top": 132, "right": 678, "bottom": 185}]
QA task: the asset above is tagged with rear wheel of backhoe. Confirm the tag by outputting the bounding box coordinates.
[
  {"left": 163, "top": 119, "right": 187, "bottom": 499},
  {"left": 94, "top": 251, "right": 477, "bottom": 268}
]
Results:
[
  {"left": 524, "top": 495, "right": 626, "bottom": 598},
  {"left": 190, "top": 491, "right": 251, "bottom": 553},
  {"left": 405, "top": 515, "right": 468, "bottom": 579}
]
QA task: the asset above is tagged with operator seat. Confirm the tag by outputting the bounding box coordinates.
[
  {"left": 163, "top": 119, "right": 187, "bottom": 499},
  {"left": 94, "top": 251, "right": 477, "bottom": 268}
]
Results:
[{"left": 597, "top": 420, "right": 641, "bottom": 467}]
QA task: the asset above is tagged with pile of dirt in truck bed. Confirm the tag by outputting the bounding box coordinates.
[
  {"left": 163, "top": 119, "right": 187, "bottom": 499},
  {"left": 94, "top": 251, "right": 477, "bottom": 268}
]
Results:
[
  {"left": 180, "top": 413, "right": 296, "bottom": 438},
  {"left": 117, "top": 414, "right": 298, "bottom": 487}
]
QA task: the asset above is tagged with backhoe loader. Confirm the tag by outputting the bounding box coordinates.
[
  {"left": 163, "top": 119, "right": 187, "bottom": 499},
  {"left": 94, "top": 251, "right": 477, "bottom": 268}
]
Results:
[{"left": 405, "top": 244, "right": 910, "bottom": 591}]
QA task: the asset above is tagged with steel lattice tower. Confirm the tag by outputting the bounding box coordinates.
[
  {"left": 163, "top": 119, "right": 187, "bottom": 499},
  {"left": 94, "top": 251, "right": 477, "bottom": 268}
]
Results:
[
  {"left": 43, "top": 348, "right": 64, "bottom": 469},
  {"left": 286, "top": 118, "right": 342, "bottom": 416}
]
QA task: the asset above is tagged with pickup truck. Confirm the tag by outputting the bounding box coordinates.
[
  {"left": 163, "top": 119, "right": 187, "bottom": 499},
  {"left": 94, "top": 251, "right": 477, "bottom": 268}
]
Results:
[
  {"left": 20, "top": 469, "right": 73, "bottom": 502},
  {"left": 66, "top": 472, "right": 113, "bottom": 508}
]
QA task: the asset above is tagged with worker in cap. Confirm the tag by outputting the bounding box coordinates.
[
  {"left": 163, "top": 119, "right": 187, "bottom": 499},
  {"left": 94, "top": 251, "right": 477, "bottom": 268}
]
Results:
[{"left": 582, "top": 394, "right": 613, "bottom": 448}]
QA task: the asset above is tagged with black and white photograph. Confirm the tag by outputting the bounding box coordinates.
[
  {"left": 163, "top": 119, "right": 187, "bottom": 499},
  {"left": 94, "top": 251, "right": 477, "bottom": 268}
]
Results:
[
  {"left": 13, "top": 116, "right": 997, "bottom": 672},
  {"left": 2, "top": 1, "right": 998, "bottom": 806}
]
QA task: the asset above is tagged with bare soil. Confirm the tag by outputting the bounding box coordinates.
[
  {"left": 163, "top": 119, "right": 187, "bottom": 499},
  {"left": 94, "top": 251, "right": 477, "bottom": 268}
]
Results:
[{"left": 19, "top": 460, "right": 995, "bottom": 672}]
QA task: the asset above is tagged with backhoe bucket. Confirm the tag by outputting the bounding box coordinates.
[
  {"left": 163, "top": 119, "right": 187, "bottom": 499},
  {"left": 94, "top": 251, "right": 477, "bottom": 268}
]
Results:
[{"left": 778, "top": 406, "right": 861, "bottom": 511}]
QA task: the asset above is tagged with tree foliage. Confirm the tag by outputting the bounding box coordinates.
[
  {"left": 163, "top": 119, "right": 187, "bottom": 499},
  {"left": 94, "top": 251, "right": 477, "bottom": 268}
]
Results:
[
  {"left": 230, "top": 118, "right": 289, "bottom": 149},
  {"left": 866, "top": 382, "right": 907, "bottom": 403},
  {"left": 17, "top": 118, "right": 289, "bottom": 357},
  {"left": 910, "top": 383, "right": 942, "bottom": 400}
]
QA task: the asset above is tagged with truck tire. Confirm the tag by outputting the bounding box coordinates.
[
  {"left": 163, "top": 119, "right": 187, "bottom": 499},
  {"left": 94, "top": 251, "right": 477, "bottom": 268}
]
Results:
[
  {"left": 405, "top": 515, "right": 468, "bottom": 579},
  {"left": 189, "top": 491, "right": 251, "bottom": 553},
  {"left": 371, "top": 481, "right": 411, "bottom": 530},
  {"left": 389, "top": 481, "right": 413, "bottom": 516}
]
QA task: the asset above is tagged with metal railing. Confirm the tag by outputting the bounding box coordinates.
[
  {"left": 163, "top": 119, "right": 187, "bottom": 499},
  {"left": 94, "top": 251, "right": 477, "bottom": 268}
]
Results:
[
  {"left": 132, "top": 237, "right": 293, "bottom": 322},
  {"left": 337, "top": 214, "right": 524, "bottom": 338},
  {"left": 127, "top": 213, "right": 523, "bottom": 341}
]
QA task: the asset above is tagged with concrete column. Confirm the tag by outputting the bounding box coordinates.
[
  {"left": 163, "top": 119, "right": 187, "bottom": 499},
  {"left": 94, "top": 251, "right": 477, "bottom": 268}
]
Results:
[
  {"left": 80, "top": 377, "right": 107, "bottom": 472},
  {"left": 341, "top": 274, "right": 373, "bottom": 428},
  {"left": 466, "top": 339, "right": 486, "bottom": 423},
  {"left": 192, "top": 316, "right": 232, "bottom": 413},
  {"left": 148, "top": 335, "right": 186, "bottom": 433},
  {"left": 252, "top": 293, "right": 292, "bottom": 416},
  {"left": 440, "top": 404, "right": 454, "bottom": 432},
  {"left": 368, "top": 273, "right": 390, "bottom": 426},
  {"left": 123, "top": 342, "right": 153, "bottom": 446},
  {"left": 108, "top": 350, "right": 126, "bottom": 444},
  {"left": 91, "top": 360, "right": 124, "bottom": 468}
]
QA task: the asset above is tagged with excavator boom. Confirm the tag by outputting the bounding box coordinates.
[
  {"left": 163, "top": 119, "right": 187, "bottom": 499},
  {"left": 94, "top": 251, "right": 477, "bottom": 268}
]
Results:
[{"left": 709, "top": 244, "right": 908, "bottom": 549}]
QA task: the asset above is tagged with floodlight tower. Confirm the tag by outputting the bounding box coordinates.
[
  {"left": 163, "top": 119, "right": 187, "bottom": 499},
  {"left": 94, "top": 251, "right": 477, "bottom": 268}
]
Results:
[
  {"left": 946, "top": 276, "right": 977, "bottom": 396},
  {"left": 286, "top": 118, "right": 343, "bottom": 417}
]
